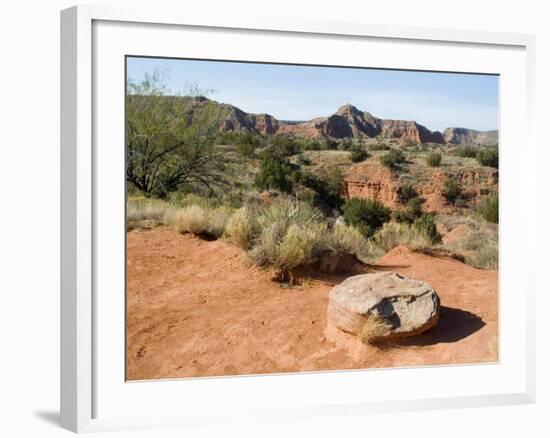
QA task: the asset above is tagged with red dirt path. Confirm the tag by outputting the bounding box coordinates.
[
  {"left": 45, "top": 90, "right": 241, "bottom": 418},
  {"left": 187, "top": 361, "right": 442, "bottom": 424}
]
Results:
[{"left": 126, "top": 228, "right": 498, "bottom": 380}]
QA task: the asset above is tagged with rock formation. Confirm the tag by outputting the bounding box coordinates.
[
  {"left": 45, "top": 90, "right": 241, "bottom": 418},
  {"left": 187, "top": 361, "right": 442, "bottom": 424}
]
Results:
[
  {"left": 443, "top": 127, "right": 498, "bottom": 146},
  {"left": 171, "top": 96, "right": 495, "bottom": 145}
]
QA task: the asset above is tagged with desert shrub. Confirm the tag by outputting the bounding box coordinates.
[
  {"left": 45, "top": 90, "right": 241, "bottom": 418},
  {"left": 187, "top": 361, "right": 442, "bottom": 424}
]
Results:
[
  {"left": 320, "top": 137, "right": 339, "bottom": 150},
  {"left": 248, "top": 199, "right": 368, "bottom": 281},
  {"left": 379, "top": 149, "right": 406, "bottom": 169},
  {"left": 437, "top": 214, "right": 498, "bottom": 270},
  {"left": 453, "top": 146, "right": 477, "bottom": 158},
  {"left": 413, "top": 214, "right": 442, "bottom": 244},
  {"left": 476, "top": 147, "right": 498, "bottom": 168},
  {"left": 426, "top": 152, "right": 442, "bottom": 167},
  {"left": 337, "top": 138, "right": 353, "bottom": 151},
  {"left": 393, "top": 197, "right": 423, "bottom": 224},
  {"left": 478, "top": 194, "right": 499, "bottom": 224},
  {"left": 397, "top": 183, "right": 418, "bottom": 204},
  {"left": 295, "top": 167, "right": 343, "bottom": 210},
  {"left": 258, "top": 198, "right": 324, "bottom": 230},
  {"left": 302, "top": 139, "right": 321, "bottom": 151},
  {"left": 234, "top": 132, "right": 261, "bottom": 157},
  {"left": 296, "top": 154, "right": 312, "bottom": 166},
  {"left": 236, "top": 141, "right": 256, "bottom": 157},
  {"left": 342, "top": 198, "right": 391, "bottom": 238},
  {"left": 275, "top": 223, "right": 327, "bottom": 271},
  {"left": 270, "top": 134, "right": 300, "bottom": 156},
  {"left": 369, "top": 142, "right": 391, "bottom": 151},
  {"left": 327, "top": 223, "right": 370, "bottom": 260},
  {"left": 248, "top": 201, "right": 328, "bottom": 280},
  {"left": 254, "top": 154, "right": 293, "bottom": 193},
  {"left": 350, "top": 148, "right": 368, "bottom": 162},
  {"left": 442, "top": 178, "right": 462, "bottom": 204},
  {"left": 224, "top": 207, "right": 259, "bottom": 249},
  {"left": 468, "top": 240, "right": 498, "bottom": 270},
  {"left": 371, "top": 220, "right": 434, "bottom": 253}
]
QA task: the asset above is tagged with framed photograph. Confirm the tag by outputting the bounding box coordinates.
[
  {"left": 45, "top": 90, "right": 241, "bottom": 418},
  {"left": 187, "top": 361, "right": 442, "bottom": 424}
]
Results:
[{"left": 61, "top": 5, "right": 536, "bottom": 433}]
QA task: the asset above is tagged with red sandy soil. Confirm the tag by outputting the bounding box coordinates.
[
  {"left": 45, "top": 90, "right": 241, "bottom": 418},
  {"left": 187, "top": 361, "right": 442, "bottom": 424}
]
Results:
[{"left": 126, "top": 228, "right": 498, "bottom": 380}]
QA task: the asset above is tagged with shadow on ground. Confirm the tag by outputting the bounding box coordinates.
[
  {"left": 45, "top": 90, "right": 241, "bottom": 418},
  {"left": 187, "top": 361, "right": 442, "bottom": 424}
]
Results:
[{"left": 397, "top": 306, "right": 486, "bottom": 346}]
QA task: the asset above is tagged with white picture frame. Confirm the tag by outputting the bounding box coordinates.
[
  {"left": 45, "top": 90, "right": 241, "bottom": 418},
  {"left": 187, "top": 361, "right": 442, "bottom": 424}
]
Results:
[{"left": 60, "top": 4, "right": 537, "bottom": 433}]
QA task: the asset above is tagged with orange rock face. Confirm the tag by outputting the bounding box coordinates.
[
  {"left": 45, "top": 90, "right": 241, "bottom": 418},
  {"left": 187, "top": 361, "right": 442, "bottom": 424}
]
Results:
[
  {"left": 342, "top": 162, "right": 401, "bottom": 208},
  {"left": 343, "top": 161, "right": 498, "bottom": 214}
]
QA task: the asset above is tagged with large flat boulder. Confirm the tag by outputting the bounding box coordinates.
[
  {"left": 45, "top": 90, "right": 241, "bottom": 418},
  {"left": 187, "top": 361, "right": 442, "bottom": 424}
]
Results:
[{"left": 328, "top": 272, "right": 440, "bottom": 343}]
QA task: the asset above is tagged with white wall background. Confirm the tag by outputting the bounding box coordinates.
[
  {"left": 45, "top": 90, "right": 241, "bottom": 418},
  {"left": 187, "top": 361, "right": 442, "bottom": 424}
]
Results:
[{"left": 0, "top": 1, "right": 547, "bottom": 437}]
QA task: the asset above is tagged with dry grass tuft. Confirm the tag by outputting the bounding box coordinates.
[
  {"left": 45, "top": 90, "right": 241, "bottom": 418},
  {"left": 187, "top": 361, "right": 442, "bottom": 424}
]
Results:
[
  {"left": 328, "top": 223, "right": 370, "bottom": 258},
  {"left": 224, "top": 207, "right": 259, "bottom": 249},
  {"left": 165, "top": 205, "right": 209, "bottom": 235},
  {"left": 359, "top": 313, "right": 392, "bottom": 345},
  {"left": 205, "top": 206, "right": 233, "bottom": 238},
  {"left": 127, "top": 197, "right": 174, "bottom": 229},
  {"left": 437, "top": 214, "right": 498, "bottom": 270},
  {"left": 371, "top": 221, "right": 433, "bottom": 253}
]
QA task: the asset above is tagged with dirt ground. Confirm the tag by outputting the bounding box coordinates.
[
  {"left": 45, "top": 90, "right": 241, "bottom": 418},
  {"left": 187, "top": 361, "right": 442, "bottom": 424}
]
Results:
[{"left": 126, "top": 228, "right": 498, "bottom": 380}]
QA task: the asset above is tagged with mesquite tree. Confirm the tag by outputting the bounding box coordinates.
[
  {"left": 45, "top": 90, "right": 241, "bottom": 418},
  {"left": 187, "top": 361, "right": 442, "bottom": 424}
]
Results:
[{"left": 126, "top": 72, "right": 227, "bottom": 197}]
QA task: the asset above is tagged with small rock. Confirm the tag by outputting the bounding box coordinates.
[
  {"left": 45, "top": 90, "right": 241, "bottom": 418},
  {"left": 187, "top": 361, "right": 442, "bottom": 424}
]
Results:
[{"left": 328, "top": 271, "right": 440, "bottom": 342}]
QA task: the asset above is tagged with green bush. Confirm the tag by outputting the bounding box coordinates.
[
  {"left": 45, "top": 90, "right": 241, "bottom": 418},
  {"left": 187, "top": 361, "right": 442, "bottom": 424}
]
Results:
[
  {"left": 369, "top": 142, "right": 391, "bottom": 151},
  {"left": 234, "top": 132, "right": 262, "bottom": 157},
  {"left": 298, "top": 167, "right": 343, "bottom": 210},
  {"left": 412, "top": 214, "right": 442, "bottom": 244},
  {"left": 442, "top": 178, "right": 462, "bottom": 204},
  {"left": 476, "top": 147, "right": 498, "bottom": 168},
  {"left": 302, "top": 139, "right": 321, "bottom": 151},
  {"left": 393, "top": 197, "right": 423, "bottom": 224},
  {"left": 320, "top": 137, "right": 339, "bottom": 150},
  {"left": 397, "top": 183, "right": 418, "bottom": 204},
  {"left": 270, "top": 134, "right": 300, "bottom": 156},
  {"left": 254, "top": 154, "right": 293, "bottom": 193},
  {"left": 350, "top": 149, "right": 368, "bottom": 162},
  {"left": 426, "top": 152, "right": 442, "bottom": 167},
  {"left": 342, "top": 198, "right": 391, "bottom": 237},
  {"left": 479, "top": 194, "right": 499, "bottom": 223},
  {"left": 379, "top": 149, "right": 406, "bottom": 169},
  {"left": 337, "top": 138, "right": 353, "bottom": 151},
  {"left": 453, "top": 146, "right": 477, "bottom": 158}
]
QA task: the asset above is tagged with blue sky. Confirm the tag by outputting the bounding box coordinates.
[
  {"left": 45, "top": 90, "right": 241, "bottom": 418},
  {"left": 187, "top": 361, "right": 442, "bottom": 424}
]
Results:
[{"left": 127, "top": 57, "right": 499, "bottom": 132}]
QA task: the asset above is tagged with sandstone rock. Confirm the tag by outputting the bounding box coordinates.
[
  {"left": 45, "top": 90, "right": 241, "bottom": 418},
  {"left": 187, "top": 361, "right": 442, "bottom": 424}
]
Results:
[{"left": 328, "top": 272, "right": 440, "bottom": 342}]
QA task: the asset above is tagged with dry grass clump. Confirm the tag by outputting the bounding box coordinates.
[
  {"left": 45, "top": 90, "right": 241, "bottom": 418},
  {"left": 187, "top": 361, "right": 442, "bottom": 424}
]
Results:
[
  {"left": 371, "top": 221, "right": 434, "bottom": 253},
  {"left": 165, "top": 204, "right": 233, "bottom": 238},
  {"left": 359, "top": 313, "right": 392, "bottom": 345},
  {"left": 165, "top": 205, "right": 208, "bottom": 235},
  {"left": 275, "top": 223, "right": 328, "bottom": 271},
  {"left": 437, "top": 214, "right": 498, "bottom": 270},
  {"left": 127, "top": 197, "right": 174, "bottom": 229},
  {"left": 257, "top": 198, "right": 324, "bottom": 231},
  {"left": 205, "top": 206, "right": 233, "bottom": 238},
  {"left": 224, "top": 207, "right": 259, "bottom": 249},
  {"left": 328, "top": 223, "right": 369, "bottom": 257}
]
